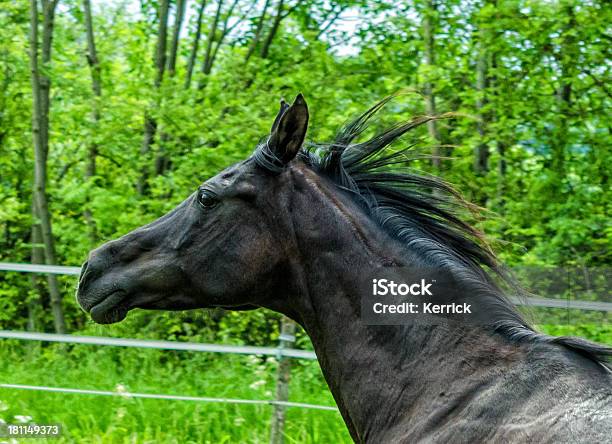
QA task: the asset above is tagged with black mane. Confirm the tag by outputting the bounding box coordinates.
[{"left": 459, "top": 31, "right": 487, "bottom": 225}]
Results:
[{"left": 254, "top": 97, "right": 612, "bottom": 369}]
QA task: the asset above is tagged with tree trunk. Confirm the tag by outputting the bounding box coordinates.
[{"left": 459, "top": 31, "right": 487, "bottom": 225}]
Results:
[
  {"left": 39, "top": 0, "right": 58, "bottom": 162},
  {"left": 490, "top": 50, "right": 507, "bottom": 203},
  {"left": 138, "top": 0, "right": 170, "bottom": 195},
  {"left": 244, "top": 0, "right": 271, "bottom": 63},
  {"left": 167, "top": 0, "right": 186, "bottom": 76},
  {"left": 497, "top": 139, "right": 507, "bottom": 195},
  {"left": 29, "top": 0, "right": 66, "bottom": 334},
  {"left": 422, "top": 0, "right": 441, "bottom": 170},
  {"left": 156, "top": 0, "right": 186, "bottom": 177},
  {"left": 209, "top": 0, "right": 243, "bottom": 69},
  {"left": 260, "top": 0, "right": 284, "bottom": 59},
  {"left": 83, "top": 0, "right": 101, "bottom": 244},
  {"left": 474, "top": 20, "right": 489, "bottom": 174},
  {"left": 154, "top": 0, "right": 170, "bottom": 88},
  {"left": 199, "top": 0, "right": 224, "bottom": 85},
  {"left": 550, "top": 6, "right": 577, "bottom": 178},
  {"left": 28, "top": 208, "right": 44, "bottom": 332},
  {"left": 185, "top": 0, "right": 207, "bottom": 89}
]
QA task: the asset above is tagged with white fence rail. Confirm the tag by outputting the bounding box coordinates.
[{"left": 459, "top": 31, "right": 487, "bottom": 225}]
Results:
[
  {"left": 509, "top": 296, "right": 612, "bottom": 312},
  {"left": 0, "top": 262, "right": 81, "bottom": 275},
  {"left": 1, "top": 262, "right": 610, "bottom": 311},
  {"left": 0, "top": 384, "right": 337, "bottom": 411},
  {"left": 0, "top": 330, "right": 317, "bottom": 360}
]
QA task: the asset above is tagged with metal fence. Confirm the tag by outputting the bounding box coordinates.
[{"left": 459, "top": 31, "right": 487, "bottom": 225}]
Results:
[
  {"left": 0, "top": 329, "right": 334, "bottom": 409},
  {"left": 1, "top": 262, "right": 610, "bottom": 442},
  {"left": 0, "top": 330, "right": 316, "bottom": 360},
  {"left": 2, "top": 262, "right": 610, "bottom": 311},
  {"left": 0, "top": 262, "right": 340, "bottom": 444}
]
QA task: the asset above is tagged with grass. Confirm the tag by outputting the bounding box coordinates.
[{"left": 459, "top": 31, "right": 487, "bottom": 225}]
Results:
[
  {"left": 0, "top": 341, "right": 351, "bottom": 443},
  {"left": 0, "top": 322, "right": 609, "bottom": 443}
]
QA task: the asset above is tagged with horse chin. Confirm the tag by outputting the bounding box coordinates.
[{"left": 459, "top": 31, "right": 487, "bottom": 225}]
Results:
[
  {"left": 91, "top": 304, "right": 129, "bottom": 324},
  {"left": 85, "top": 289, "right": 129, "bottom": 324}
]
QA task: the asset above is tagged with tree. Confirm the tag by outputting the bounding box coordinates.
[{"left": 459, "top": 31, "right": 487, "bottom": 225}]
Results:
[
  {"left": 198, "top": 0, "right": 252, "bottom": 87},
  {"left": 185, "top": 0, "right": 207, "bottom": 89},
  {"left": 420, "top": 0, "right": 442, "bottom": 169},
  {"left": 157, "top": 0, "right": 188, "bottom": 176},
  {"left": 473, "top": 1, "right": 491, "bottom": 174},
  {"left": 260, "top": 0, "right": 285, "bottom": 59},
  {"left": 199, "top": 0, "right": 225, "bottom": 84},
  {"left": 29, "top": 0, "right": 65, "bottom": 333},
  {"left": 209, "top": 0, "right": 249, "bottom": 70},
  {"left": 244, "top": 0, "right": 271, "bottom": 62},
  {"left": 82, "top": 0, "right": 102, "bottom": 243},
  {"left": 168, "top": 0, "right": 187, "bottom": 77},
  {"left": 549, "top": 4, "right": 578, "bottom": 178},
  {"left": 138, "top": 0, "right": 170, "bottom": 195}
]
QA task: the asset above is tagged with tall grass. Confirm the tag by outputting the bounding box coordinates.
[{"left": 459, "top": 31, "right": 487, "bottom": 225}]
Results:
[
  {"left": 0, "top": 323, "right": 608, "bottom": 442},
  {"left": 0, "top": 341, "right": 351, "bottom": 443}
]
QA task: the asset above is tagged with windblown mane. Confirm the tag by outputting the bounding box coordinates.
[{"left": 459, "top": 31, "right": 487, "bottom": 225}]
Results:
[{"left": 254, "top": 97, "right": 611, "bottom": 369}]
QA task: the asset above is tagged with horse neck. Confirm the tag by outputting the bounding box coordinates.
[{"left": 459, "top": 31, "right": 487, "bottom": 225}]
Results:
[{"left": 279, "top": 166, "right": 520, "bottom": 441}]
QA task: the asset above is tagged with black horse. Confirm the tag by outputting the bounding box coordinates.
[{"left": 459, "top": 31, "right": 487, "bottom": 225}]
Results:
[{"left": 77, "top": 95, "right": 611, "bottom": 443}]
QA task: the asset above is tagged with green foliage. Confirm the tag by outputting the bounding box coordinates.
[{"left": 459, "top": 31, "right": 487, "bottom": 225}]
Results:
[{"left": 539, "top": 324, "right": 612, "bottom": 345}]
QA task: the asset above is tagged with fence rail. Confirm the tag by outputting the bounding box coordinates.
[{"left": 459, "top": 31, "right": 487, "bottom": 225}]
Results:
[
  {"left": 0, "top": 330, "right": 317, "bottom": 360},
  {"left": 0, "top": 383, "right": 337, "bottom": 411},
  {"left": 509, "top": 296, "right": 612, "bottom": 312},
  {"left": 0, "top": 262, "right": 81, "bottom": 275},
  {"left": 1, "top": 262, "right": 610, "bottom": 312}
]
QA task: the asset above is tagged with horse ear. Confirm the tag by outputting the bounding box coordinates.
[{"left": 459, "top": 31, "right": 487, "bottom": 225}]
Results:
[
  {"left": 268, "top": 94, "right": 309, "bottom": 164},
  {"left": 271, "top": 98, "right": 290, "bottom": 133}
]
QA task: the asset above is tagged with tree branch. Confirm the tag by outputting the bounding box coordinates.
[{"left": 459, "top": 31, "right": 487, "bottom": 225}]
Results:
[{"left": 315, "top": 5, "right": 347, "bottom": 40}]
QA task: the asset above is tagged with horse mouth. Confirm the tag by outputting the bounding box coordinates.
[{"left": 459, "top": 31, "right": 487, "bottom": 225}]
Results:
[{"left": 88, "top": 290, "right": 129, "bottom": 324}]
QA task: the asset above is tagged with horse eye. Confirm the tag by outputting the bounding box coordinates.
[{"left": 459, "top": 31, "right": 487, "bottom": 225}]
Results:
[{"left": 197, "top": 190, "right": 219, "bottom": 209}]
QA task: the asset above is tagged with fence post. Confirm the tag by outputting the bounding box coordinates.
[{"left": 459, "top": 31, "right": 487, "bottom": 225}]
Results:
[{"left": 269, "top": 316, "right": 297, "bottom": 444}]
